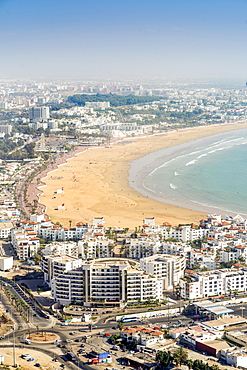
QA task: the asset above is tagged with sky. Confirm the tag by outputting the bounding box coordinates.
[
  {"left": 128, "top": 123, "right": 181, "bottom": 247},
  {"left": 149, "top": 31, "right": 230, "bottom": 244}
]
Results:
[{"left": 0, "top": 0, "right": 246, "bottom": 81}]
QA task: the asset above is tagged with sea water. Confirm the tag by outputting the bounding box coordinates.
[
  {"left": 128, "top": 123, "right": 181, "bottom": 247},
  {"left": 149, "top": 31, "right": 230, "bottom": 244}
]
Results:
[{"left": 129, "top": 128, "right": 247, "bottom": 216}]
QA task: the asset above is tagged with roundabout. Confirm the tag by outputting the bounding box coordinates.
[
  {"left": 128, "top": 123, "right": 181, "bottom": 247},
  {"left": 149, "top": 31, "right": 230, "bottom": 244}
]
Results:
[{"left": 26, "top": 331, "right": 60, "bottom": 343}]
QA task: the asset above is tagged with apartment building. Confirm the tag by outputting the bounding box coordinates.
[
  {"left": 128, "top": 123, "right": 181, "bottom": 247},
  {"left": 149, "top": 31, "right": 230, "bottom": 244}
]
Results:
[
  {"left": 42, "top": 241, "right": 79, "bottom": 258},
  {"left": 11, "top": 228, "right": 40, "bottom": 260},
  {"left": 39, "top": 222, "right": 88, "bottom": 240},
  {"left": 160, "top": 224, "right": 208, "bottom": 242},
  {"left": 125, "top": 237, "right": 161, "bottom": 259},
  {"left": 220, "top": 245, "right": 247, "bottom": 264},
  {"left": 77, "top": 237, "right": 111, "bottom": 259},
  {"left": 0, "top": 219, "right": 13, "bottom": 239},
  {"left": 29, "top": 106, "right": 50, "bottom": 120},
  {"left": 160, "top": 242, "right": 191, "bottom": 256},
  {"left": 179, "top": 267, "right": 247, "bottom": 300},
  {"left": 188, "top": 250, "right": 218, "bottom": 270},
  {"left": 42, "top": 257, "right": 163, "bottom": 306},
  {"left": 40, "top": 255, "right": 82, "bottom": 285},
  {"left": 140, "top": 254, "right": 186, "bottom": 289},
  {"left": 51, "top": 267, "right": 84, "bottom": 304}
]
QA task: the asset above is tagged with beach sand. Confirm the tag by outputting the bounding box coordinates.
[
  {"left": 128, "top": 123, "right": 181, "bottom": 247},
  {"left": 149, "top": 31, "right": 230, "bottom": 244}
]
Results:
[{"left": 38, "top": 122, "right": 247, "bottom": 229}]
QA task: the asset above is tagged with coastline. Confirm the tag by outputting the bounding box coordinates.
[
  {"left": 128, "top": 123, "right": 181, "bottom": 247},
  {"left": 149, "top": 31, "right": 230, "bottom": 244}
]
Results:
[
  {"left": 128, "top": 127, "right": 247, "bottom": 217},
  {"left": 38, "top": 122, "right": 247, "bottom": 229}
]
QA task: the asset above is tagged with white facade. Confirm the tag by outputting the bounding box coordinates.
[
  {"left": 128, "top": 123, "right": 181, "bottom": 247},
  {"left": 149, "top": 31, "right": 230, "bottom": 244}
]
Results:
[
  {"left": 42, "top": 257, "right": 163, "bottom": 306},
  {"left": 161, "top": 224, "right": 208, "bottom": 242},
  {"left": 40, "top": 254, "right": 82, "bottom": 285},
  {"left": 140, "top": 254, "right": 186, "bottom": 289},
  {"left": 0, "top": 256, "right": 13, "bottom": 271},
  {"left": 78, "top": 238, "right": 111, "bottom": 259},
  {"left": 179, "top": 267, "right": 247, "bottom": 300},
  {"left": 223, "top": 348, "right": 247, "bottom": 369},
  {"left": 42, "top": 241, "right": 79, "bottom": 257},
  {"left": 126, "top": 237, "right": 161, "bottom": 259},
  {"left": 11, "top": 228, "right": 40, "bottom": 260},
  {"left": 0, "top": 220, "right": 13, "bottom": 239}
]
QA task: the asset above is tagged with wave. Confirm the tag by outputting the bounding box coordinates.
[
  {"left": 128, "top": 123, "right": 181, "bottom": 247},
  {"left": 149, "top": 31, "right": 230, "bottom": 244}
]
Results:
[
  {"left": 189, "top": 198, "right": 247, "bottom": 217},
  {"left": 186, "top": 159, "right": 197, "bottom": 166},
  {"left": 174, "top": 171, "right": 179, "bottom": 176},
  {"left": 170, "top": 183, "right": 178, "bottom": 190},
  {"left": 197, "top": 153, "right": 207, "bottom": 159}
]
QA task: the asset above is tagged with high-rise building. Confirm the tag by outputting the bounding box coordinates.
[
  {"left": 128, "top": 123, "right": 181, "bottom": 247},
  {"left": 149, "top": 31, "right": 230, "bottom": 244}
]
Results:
[
  {"left": 29, "top": 106, "right": 50, "bottom": 121},
  {"left": 40, "top": 257, "right": 163, "bottom": 306},
  {"left": 0, "top": 125, "right": 12, "bottom": 134}
]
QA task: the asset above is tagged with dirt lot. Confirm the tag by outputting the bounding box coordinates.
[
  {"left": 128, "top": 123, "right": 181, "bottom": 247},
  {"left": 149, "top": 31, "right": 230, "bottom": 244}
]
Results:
[
  {"left": 28, "top": 332, "right": 58, "bottom": 343},
  {"left": 0, "top": 347, "right": 64, "bottom": 370}
]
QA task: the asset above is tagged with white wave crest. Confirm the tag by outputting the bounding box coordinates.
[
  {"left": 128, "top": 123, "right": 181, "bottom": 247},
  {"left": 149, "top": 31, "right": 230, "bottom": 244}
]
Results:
[
  {"left": 170, "top": 183, "right": 177, "bottom": 190},
  {"left": 186, "top": 159, "right": 197, "bottom": 166}
]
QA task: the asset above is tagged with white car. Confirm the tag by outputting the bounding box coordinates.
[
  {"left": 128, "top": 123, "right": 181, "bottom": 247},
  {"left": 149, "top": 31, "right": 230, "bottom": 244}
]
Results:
[{"left": 21, "top": 355, "right": 32, "bottom": 359}]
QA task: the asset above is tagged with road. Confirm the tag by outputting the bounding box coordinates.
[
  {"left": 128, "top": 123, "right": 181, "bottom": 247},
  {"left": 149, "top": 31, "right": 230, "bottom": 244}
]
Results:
[{"left": 2, "top": 286, "right": 247, "bottom": 370}]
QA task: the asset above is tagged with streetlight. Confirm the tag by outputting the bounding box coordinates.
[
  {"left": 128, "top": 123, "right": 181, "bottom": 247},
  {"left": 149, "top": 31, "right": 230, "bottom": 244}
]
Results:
[
  {"left": 12, "top": 325, "right": 16, "bottom": 367},
  {"left": 240, "top": 306, "right": 245, "bottom": 318}
]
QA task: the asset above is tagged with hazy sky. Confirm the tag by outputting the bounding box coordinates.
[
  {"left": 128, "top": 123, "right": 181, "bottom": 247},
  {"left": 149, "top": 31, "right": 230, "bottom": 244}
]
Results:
[{"left": 0, "top": 0, "right": 247, "bottom": 80}]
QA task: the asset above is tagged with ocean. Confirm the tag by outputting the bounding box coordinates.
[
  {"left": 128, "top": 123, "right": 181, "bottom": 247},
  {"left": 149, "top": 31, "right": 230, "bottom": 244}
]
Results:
[{"left": 128, "top": 128, "right": 247, "bottom": 217}]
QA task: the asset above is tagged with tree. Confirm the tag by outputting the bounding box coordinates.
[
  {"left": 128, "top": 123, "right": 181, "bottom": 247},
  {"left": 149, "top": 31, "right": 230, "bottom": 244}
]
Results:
[
  {"left": 117, "top": 322, "right": 124, "bottom": 331},
  {"left": 155, "top": 350, "right": 172, "bottom": 369},
  {"left": 173, "top": 347, "right": 188, "bottom": 366},
  {"left": 187, "top": 359, "right": 193, "bottom": 370},
  {"left": 210, "top": 365, "right": 220, "bottom": 370}
]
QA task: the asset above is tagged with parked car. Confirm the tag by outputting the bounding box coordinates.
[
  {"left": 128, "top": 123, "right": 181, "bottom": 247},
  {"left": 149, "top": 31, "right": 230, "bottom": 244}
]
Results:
[{"left": 21, "top": 355, "right": 31, "bottom": 359}]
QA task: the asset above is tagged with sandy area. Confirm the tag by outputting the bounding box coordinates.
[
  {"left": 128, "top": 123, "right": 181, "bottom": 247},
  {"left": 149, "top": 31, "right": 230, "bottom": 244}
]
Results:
[
  {"left": 38, "top": 122, "right": 247, "bottom": 229},
  {"left": 0, "top": 347, "right": 63, "bottom": 370}
]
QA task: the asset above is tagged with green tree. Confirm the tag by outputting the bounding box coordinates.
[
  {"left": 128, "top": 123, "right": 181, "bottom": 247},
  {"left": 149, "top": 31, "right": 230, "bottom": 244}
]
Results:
[
  {"left": 173, "top": 347, "right": 188, "bottom": 366},
  {"left": 117, "top": 322, "right": 124, "bottom": 331},
  {"left": 187, "top": 359, "right": 193, "bottom": 370},
  {"left": 155, "top": 350, "right": 172, "bottom": 369}
]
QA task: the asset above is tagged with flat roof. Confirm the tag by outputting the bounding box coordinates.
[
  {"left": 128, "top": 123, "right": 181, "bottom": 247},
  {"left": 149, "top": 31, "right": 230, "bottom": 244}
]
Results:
[
  {"left": 192, "top": 300, "right": 220, "bottom": 309},
  {"left": 201, "top": 316, "right": 247, "bottom": 329},
  {"left": 203, "top": 340, "right": 230, "bottom": 351},
  {"left": 207, "top": 306, "right": 234, "bottom": 315}
]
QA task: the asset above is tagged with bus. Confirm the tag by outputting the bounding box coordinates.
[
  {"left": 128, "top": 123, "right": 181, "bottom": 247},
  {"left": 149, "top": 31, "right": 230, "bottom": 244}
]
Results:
[{"left": 121, "top": 317, "right": 139, "bottom": 323}]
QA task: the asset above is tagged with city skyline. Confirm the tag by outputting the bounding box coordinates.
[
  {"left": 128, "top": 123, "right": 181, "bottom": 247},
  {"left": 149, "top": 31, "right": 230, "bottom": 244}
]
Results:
[{"left": 0, "top": 0, "right": 246, "bottom": 81}]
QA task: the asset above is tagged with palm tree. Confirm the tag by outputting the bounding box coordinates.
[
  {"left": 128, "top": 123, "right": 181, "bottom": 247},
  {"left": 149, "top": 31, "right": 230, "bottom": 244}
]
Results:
[
  {"left": 156, "top": 350, "right": 172, "bottom": 368},
  {"left": 210, "top": 365, "right": 220, "bottom": 370},
  {"left": 187, "top": 359, "right": 193, "bottom": 370},
  {"left": 117, "top": 322, "right": 124, "bottom": 331},
  {"left": 173, "top": 347, "right": 188, "bottom": 366}
]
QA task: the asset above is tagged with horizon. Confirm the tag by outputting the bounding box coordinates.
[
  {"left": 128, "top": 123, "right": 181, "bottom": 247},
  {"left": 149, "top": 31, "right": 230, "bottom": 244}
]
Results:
[{"left": 0, "top": 0, "right": 247, "bottom": 81}]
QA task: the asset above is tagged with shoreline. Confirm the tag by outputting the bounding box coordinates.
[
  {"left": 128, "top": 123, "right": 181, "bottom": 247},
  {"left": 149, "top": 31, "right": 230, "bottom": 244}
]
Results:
[
  {"left": 128, "top": 128, "right": 247, "bottom": 217},
  {"left": 38, "top": 122, "right": 247, "bottom": 229}
]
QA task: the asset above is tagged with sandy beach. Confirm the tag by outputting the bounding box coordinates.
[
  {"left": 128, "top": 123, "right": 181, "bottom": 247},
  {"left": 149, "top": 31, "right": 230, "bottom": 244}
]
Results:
[{"left": 38, "top": 122, "right": 247, "bottom": 229}]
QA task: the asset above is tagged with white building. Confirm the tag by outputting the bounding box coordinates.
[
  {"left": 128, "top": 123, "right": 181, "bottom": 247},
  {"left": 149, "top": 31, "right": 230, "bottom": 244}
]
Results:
[
  {"left": 0, "top": 125, "right": 12, "bottom": 134},
  {"left": 42, "top": 241, "right": 79, "bottom": 258},
  {"left": 140, "top": 254, "right": 186, "bottom": 289},
  {"left": 85, "top": 101, "right": 110, "bottom": 109},
  {"left": 41, "top": 257, "right": 163, "bottom": 306},
  {"left": 125, "top": 237, "right": 161, "bottom": 259},
  {"left": 161, "top": 224, "right": 208, "bottom": 242},
  {"left": 179, "top": 267, "right": 247, "bottom": 300},
  {"left": 223, "top": 348, "right": 247, "bottom": 369},
  {"left": 0, "top": 220, "right": 13, "bottom": 239},
  {"left": 40, "top": 254, "right": 82, "bottom": 286},
  {"left": 11, "top": 228, "right": 40, "bottom": 260},
  {"left": 0, "top": 256, "right": 13, "bottom": 271}
]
